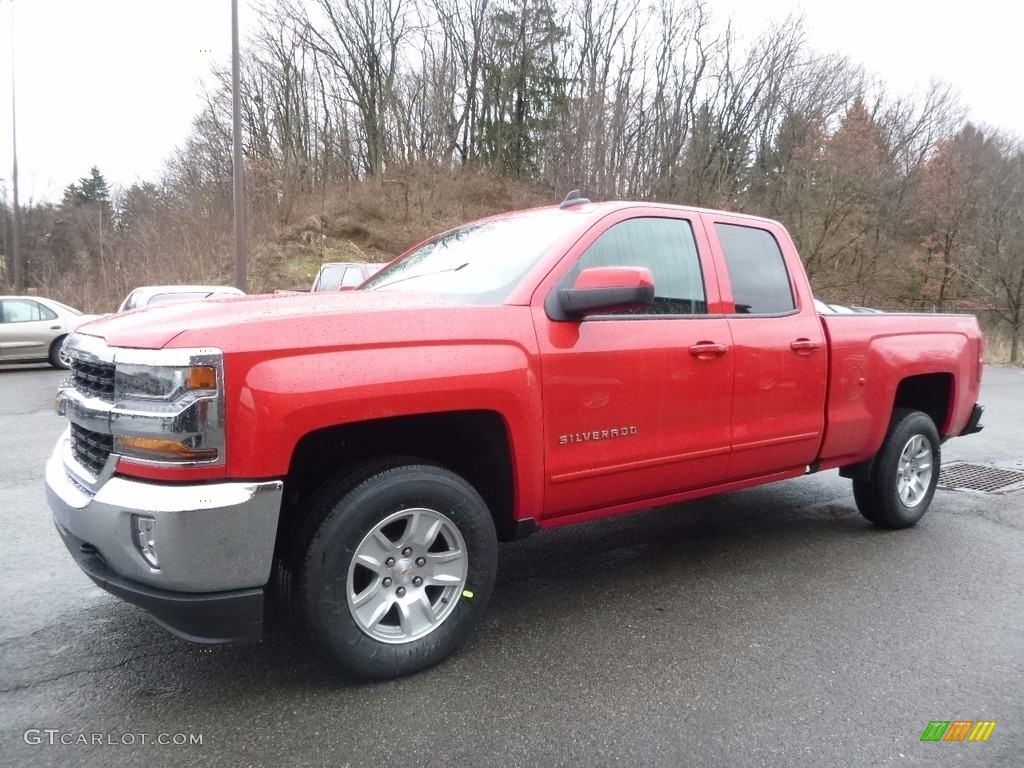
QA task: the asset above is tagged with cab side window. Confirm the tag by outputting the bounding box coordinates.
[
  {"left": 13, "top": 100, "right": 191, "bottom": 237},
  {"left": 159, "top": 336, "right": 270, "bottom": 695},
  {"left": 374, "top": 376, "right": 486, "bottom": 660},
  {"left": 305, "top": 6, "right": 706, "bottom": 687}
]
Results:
[
  {"left": 571, "top": 217, "right": 707, "bottom": 315},
  {"left": 715, "top": 224, "right": 795, "bottom": 315}
]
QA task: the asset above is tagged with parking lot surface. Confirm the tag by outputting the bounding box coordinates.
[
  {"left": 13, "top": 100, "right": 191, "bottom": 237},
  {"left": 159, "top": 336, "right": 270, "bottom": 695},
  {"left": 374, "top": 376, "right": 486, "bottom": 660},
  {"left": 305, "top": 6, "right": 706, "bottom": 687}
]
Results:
[{"left": 1, "top": 363, "right": 1021, "bottom": 767}]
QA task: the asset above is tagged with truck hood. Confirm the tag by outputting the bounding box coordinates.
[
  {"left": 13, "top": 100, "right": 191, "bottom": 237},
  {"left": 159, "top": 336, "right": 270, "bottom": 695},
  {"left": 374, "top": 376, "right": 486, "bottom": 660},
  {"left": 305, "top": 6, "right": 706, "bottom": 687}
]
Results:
[{"left": 79, "top": 292, "right": 465, "bottom": 350}]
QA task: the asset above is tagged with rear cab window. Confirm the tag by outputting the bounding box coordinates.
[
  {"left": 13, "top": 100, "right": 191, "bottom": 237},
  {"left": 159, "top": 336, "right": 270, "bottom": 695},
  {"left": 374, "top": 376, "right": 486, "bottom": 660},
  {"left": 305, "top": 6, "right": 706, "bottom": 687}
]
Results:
[{"left": 715, "top": 223, "right": 795, "bottom": 315}]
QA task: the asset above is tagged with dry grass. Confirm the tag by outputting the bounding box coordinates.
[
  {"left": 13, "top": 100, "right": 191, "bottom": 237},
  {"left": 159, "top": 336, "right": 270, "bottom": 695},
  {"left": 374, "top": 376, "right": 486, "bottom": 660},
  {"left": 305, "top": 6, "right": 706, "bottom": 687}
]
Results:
[
  {"left": 261, "top": 168, "right": 555, "bottom": 292},
  {"left": 288, "top": 167, "right": 554, "bottom": 252}
]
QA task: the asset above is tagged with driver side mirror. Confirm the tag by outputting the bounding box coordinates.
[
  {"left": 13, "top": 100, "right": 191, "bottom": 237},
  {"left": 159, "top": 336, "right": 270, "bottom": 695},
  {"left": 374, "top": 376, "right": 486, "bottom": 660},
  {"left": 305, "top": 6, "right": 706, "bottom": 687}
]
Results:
[{"left": 549, "top": 266, "right": 655, "bottom": 320}]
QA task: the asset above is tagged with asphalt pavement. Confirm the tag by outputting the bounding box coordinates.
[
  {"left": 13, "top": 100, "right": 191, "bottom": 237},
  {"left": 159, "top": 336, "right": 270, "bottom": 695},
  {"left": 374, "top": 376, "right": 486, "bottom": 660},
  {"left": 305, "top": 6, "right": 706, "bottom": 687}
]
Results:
[{"left": 1, "top": 363, "right": 1021, "bottom": 768}]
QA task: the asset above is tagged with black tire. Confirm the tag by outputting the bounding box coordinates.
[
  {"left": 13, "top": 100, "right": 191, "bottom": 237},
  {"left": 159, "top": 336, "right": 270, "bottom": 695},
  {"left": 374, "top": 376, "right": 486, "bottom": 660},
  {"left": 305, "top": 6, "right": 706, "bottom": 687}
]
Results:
[
  {"left": 291, "top": 462, "right": 498, "bottom": 681},
  {"left": 852, "top": 480, "right": 881, "bottom": 525},
  {"left": 853, "top": 408, "right": 941, "bottom": 529},
  {"left": 49, "top": 336, "right": 70, "bottom": 369}
]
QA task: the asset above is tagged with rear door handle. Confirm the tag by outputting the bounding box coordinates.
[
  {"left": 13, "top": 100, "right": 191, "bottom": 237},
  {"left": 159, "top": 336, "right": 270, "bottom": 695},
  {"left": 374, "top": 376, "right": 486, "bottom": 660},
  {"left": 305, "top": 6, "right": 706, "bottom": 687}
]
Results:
[
  {"left": 689, "top": 342, "right": 729, "bottom": 360},
  {"left": 790, "top": 338, "right": 821, "bottom": 354},
  {"left": 50, "top": 325, "right": 61, "bottom": 330}
]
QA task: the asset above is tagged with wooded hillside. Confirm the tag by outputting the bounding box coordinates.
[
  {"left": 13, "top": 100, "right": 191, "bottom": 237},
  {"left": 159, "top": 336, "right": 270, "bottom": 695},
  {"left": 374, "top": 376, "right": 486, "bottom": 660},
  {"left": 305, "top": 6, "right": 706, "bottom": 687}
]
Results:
[{"left": 1, "top": 0, "right": 1021, "bottom": 360}]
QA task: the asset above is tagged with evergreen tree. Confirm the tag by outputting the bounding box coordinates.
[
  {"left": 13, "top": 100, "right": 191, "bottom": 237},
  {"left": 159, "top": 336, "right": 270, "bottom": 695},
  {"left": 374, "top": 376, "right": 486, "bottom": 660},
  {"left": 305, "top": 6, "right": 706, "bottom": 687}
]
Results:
[
  {"left": 51, "top": 166, "right": 114, "bottom": 273},
  {"left": 77, "top": 167, "right": 112, "bottom": 209},
  {"left": 479, "top": 0, "right": 566, "bottom": 176}
]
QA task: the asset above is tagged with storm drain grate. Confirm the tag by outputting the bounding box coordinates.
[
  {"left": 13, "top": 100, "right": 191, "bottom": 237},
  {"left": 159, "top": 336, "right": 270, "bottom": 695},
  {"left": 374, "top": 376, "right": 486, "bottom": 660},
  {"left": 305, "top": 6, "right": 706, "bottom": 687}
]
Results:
[{"left": 937, "top": 462, "right": 1024, "bottom": 494}]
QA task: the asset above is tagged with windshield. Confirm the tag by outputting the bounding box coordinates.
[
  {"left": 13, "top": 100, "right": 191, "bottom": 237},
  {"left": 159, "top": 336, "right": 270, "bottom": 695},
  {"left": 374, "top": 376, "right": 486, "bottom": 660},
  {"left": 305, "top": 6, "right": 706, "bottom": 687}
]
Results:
[
  {"left": 48, "top": 300, "right": 83, "bottom": 315},
  {"left": 148, "top": 292, "right": 224, "bottom": 306},
  {"left": 361, "top": 212, "right": 582, "bottom": 303}
]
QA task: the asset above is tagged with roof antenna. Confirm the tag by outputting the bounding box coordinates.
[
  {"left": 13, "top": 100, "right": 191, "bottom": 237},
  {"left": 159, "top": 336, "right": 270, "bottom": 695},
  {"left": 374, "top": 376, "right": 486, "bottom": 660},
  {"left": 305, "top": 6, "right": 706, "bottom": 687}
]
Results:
[{"left": 559, "top": 189, "right": 591, "bottom": 209}]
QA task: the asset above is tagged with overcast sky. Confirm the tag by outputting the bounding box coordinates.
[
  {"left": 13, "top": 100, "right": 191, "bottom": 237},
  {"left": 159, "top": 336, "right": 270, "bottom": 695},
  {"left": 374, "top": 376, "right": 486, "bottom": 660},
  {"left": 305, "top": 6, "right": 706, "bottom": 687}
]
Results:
[{"left": 1, "top": 0, "right": 1022, "bottom": 203}]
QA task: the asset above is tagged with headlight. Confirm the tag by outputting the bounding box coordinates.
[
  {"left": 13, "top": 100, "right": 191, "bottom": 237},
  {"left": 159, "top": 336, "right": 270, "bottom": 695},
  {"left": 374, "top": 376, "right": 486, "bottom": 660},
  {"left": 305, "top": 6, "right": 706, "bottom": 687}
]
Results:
[
  {"left": 108, "top": 348, "right": 226, "bottom": 466},
  {"left": 115, "top": 364, "right": 218, "bottom": 401}
]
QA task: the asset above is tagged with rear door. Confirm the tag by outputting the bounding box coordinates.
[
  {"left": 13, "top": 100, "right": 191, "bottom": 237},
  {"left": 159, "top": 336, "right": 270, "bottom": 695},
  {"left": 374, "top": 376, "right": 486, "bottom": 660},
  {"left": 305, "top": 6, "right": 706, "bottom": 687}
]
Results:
[
  {"left": 704, "top": 215, "right": 827, "bottom": 480},
  {"left": 534, "top": 208, "right": 735, "bottom": 519}
]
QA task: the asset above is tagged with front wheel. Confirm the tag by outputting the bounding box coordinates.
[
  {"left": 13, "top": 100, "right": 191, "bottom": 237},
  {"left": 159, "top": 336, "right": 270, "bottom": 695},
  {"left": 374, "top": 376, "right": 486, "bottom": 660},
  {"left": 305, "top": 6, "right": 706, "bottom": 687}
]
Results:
[
  {"left": 292, "top": 463, "right": 498, "bottom": 680},
  {"left": 49, "top": 336, "right": 71, "bottom": 369},
  {"left": 853, "top": 408, "right": 941, "bottom": 528}
]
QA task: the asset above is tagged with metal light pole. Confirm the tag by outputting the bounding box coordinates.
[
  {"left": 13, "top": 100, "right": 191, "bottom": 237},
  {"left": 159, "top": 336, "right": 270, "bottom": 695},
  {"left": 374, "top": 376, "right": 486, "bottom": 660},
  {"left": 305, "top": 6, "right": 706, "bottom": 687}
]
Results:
[
  {"left": 231, "top": 0, "right": 246, "bottom": 291},
  {"left": 0, "top": 177, "right": 8, "bottom": 277},
  {"left": 7, "top": 0, "right": 22, "bottom": 293}
]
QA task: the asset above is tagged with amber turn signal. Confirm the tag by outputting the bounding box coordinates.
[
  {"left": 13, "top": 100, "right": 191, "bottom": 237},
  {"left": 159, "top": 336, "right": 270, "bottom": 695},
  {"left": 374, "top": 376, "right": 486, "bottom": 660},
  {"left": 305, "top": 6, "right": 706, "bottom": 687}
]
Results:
[
  {"left": 115, "top": 436, "right": 218, "bottom": 462},
  {"left": 187, "top": 366, "right": 218, "bottom": 391}
]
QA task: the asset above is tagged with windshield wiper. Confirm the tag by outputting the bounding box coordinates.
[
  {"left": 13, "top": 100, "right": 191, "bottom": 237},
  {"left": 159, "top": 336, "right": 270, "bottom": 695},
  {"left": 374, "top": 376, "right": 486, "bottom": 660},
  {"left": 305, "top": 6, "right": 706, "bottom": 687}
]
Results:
[{"left": 370, "top": 262, "right": 470, "bottom": 290}]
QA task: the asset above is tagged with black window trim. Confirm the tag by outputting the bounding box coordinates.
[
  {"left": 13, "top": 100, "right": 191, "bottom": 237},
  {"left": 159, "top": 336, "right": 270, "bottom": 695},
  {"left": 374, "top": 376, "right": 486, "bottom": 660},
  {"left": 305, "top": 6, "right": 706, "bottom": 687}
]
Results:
[
  {"left": 727, "top": 308, "right": 801, "bottom": 320},
  {"left": 580, "top": 312, "right": 730, "bottom": 322}
]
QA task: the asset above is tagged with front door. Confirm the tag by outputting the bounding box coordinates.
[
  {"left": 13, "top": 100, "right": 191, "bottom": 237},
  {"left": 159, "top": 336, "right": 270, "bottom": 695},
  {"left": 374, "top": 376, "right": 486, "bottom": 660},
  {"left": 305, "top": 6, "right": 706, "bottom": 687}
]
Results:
[{"left": 535, "top": 209, "right": 735, "bottom": 520}]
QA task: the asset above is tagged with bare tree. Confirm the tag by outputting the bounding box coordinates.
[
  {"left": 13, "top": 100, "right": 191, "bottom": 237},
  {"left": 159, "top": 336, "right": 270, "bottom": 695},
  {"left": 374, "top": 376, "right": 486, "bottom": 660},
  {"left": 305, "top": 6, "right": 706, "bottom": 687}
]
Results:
[
  {"left": 967, "top": 137, "right": 1024, "bottom": 361},
  {"left": 293, "top": 0, "right": 414, "bottom": 178}
]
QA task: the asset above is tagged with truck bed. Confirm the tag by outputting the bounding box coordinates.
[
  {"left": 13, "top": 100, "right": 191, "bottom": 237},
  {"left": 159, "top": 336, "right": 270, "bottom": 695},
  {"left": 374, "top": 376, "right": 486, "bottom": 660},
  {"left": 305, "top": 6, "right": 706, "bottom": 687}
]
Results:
[{"left": 817, "top": 312, "right": 983, "bottom": 470}]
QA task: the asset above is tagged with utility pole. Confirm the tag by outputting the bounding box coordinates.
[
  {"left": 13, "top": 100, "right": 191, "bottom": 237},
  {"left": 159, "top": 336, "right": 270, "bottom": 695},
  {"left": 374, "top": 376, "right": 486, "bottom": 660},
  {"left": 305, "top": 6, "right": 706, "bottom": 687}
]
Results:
[
  {"left": 0, "top": 178, "right": 8, "bottom": 282},
  {"left": 231, "top": 0, "right": 245, "bottom": 291},
  {"left": 7, "top": 0, "right": 22, "bottom": 293}
]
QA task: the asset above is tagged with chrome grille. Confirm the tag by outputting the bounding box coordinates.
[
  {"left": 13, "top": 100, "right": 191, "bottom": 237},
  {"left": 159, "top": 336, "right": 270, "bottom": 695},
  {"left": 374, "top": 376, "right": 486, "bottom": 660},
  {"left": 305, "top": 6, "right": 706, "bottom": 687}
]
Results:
[
  {"left": 70, "top": 423, "right": 113, "bottom": 476},
  {"left": 71, "top": 358, "right": 115, "bottom": 400}
]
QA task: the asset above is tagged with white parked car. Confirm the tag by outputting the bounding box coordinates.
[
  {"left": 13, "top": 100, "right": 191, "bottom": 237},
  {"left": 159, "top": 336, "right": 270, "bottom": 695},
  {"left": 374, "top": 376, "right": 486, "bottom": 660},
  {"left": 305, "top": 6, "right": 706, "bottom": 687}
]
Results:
[
  {"left": 0, "top": 295, "right": 101, "bottom": 369},
  {"left": 118, "top": 285, "right": 245, "bottom": 312},
  {"left": 311, "top": 262, "right": 386, "bottom": 291}
]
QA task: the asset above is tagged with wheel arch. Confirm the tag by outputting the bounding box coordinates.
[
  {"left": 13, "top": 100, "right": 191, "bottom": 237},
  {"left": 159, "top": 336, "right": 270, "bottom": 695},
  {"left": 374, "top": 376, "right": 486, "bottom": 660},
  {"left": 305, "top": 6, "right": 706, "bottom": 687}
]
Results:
[
  {"left": 276, "top": 410, "right": 517, "bottom": 557},
  {"left": 893, "top": 372, "right": 953, "bottom": 435},
  {"left": 840, "top": 374, "right": 953, "bottom": 482}
]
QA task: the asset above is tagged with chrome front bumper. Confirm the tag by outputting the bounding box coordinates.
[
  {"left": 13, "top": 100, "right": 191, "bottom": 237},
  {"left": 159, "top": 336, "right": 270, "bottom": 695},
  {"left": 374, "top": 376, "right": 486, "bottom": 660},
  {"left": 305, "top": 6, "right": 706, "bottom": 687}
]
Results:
[{"left": 46, "top": 429, "right": 283, "bottom": 594}]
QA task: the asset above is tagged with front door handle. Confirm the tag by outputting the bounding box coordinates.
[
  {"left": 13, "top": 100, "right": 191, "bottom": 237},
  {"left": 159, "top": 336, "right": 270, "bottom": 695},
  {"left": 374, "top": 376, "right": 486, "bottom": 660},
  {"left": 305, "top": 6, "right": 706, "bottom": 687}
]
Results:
[
  {"left": 689, "top": 342, "right": 729, "bottom": 360},
  {"left": 790, "top": 338, "right": 821, "bottom": 354}
]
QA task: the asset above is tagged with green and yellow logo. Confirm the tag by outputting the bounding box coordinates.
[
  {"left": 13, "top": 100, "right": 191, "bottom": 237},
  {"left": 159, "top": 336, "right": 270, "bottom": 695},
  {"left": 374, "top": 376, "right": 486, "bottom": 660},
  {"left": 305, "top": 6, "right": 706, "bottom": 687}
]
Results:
[{"left": 921, "top": 721, "right": 997, "bottom": 742}]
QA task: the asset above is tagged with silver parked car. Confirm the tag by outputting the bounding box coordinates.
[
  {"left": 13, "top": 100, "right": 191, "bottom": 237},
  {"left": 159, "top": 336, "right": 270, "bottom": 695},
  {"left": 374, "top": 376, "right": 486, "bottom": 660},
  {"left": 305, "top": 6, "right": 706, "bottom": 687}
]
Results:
[
  {"left": 118, "top": 285, "right": 245, "bottom": 312},
  {"left": 0, "top": 296, "right": 101, "bottom": 369}
]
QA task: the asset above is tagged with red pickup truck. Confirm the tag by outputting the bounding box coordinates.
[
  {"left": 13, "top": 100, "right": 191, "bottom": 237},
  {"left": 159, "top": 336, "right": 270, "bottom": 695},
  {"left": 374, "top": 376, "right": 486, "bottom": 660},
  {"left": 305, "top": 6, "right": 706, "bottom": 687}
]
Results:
[{"left": 46, "top": 199, "right": 985, "bottom": 680}]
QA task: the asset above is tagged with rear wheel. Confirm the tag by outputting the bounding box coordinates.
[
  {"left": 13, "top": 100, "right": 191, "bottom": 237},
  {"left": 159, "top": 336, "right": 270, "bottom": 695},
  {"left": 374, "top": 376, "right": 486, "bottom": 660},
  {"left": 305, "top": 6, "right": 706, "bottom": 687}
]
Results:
[
  {"left": 290, "top": 462, "right": 498, "bottom": 680},
  {"left": 852, "top": 408, "right": 941, "bottom": 528}
]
